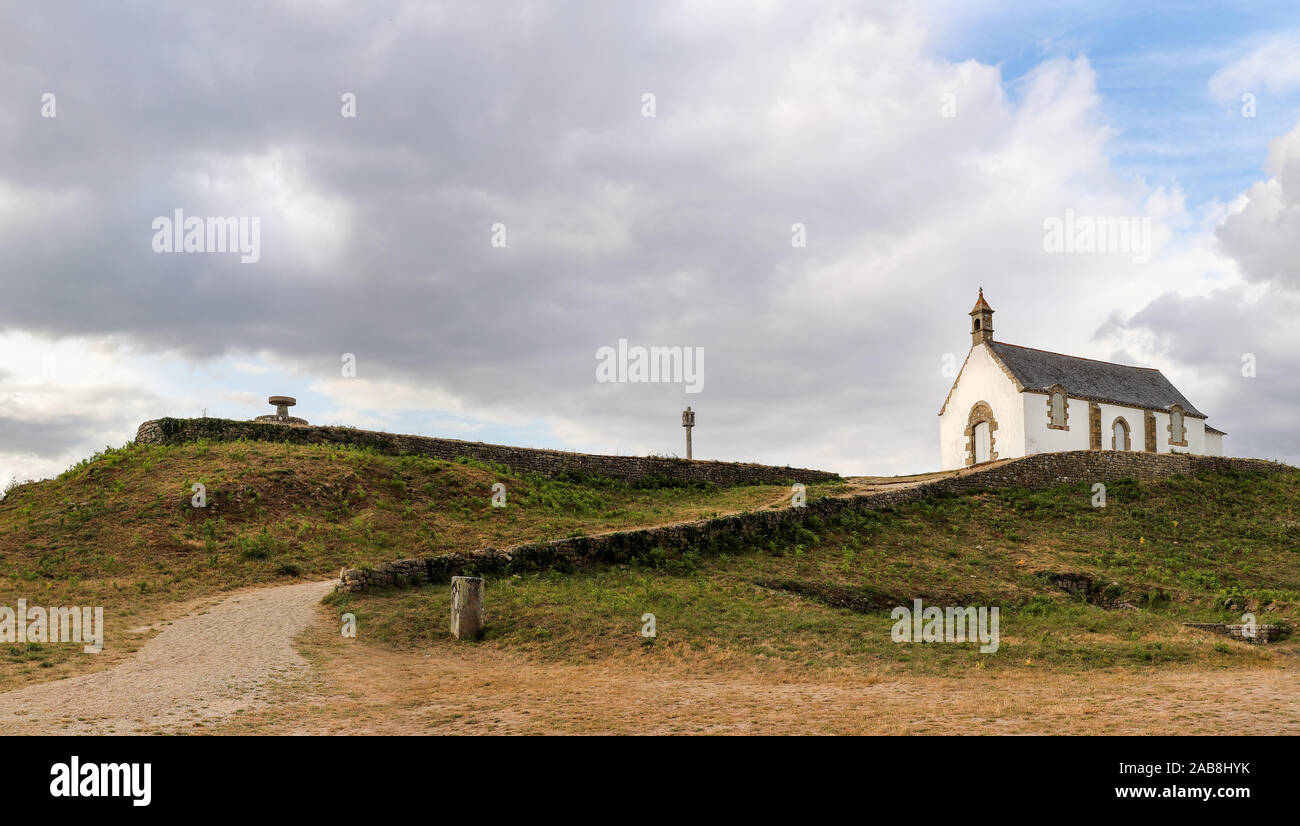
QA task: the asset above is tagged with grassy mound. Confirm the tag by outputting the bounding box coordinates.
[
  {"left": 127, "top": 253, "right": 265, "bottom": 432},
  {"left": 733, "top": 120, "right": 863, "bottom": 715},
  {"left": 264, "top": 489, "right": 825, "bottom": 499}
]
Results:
[
  {"left": 333, "top": 469, "right": 1300, "bottom": 676},
  {"left": 0, "top": 439, "right": 818, "bottom": 685}
]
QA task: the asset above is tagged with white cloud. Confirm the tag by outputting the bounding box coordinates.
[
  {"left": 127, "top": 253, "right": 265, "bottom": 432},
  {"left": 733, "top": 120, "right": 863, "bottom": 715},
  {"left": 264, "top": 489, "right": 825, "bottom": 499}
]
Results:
[
  {"left": 187, "top": 147, "right": 354, "bottom": 273},
  {"left": 222, "top": 390, "right": 263, "bottom": 407},
  {"left": 1208, "top": 31, "right": 1300, "bottom": 103},
  {"left": 1215, "top": 120, "right": 1300, "bottom": 287},
  {"left": 1093, "top": 114, "right": 1300, "bottom": 462},
  {"left": 4, "top": 3, "right": 1298, "bottom": 477},
  {"left": 309, "top": 376, "right": 534, "bottom": 430},
  {"left": 428, "top": 418, "right": 485, "bottom": 434},
  {"left": 0, "top": 332, "right": 166, "bottom": 486}
]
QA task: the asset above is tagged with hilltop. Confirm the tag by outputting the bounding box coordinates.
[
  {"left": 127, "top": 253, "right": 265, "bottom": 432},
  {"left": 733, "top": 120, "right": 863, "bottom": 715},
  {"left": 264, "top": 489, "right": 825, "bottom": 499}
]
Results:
[
  {"left": 1, "top": 436, "right": 1297, "bottom": 733},
  {"left": 0, "top": 438, "right": 822, "bottom": 688}
]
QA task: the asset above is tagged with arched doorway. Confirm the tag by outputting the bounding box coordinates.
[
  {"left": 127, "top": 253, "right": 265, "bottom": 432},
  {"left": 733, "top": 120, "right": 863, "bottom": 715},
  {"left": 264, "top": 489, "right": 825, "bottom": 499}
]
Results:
[
  {"left": 965, "top": 401, "right": 998, "bottom": 466},
  {"left": 973, "top": 421, "right": 991, "bottom": 463},
  {"left": 1112, "top": 417, "right": 1131, "bottom": 451}
]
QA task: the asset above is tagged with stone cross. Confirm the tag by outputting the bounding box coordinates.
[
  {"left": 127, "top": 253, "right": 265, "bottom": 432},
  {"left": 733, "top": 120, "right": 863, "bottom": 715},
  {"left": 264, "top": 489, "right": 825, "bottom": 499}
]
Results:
[{"left": 681, "top": 406, "right": 695, "bottom": 460}]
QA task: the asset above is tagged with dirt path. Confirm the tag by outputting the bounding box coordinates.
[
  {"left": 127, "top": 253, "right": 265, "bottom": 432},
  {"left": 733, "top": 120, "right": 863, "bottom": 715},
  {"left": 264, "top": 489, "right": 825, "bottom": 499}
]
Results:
[
  {"left": 3, "top": 577, "right": 1294, "bottom": 735},
  {"left": 0, "top": 580, "right": 334, "bottom": 734},
  {"left": 573, "top": 469, "right": 966, "bottom": 543},
  {"left": 0, "top": 466, "right": 999, "bottom": 735},
  {"left": 207, "top": 618, "right": 1300, "bottom": 735}
]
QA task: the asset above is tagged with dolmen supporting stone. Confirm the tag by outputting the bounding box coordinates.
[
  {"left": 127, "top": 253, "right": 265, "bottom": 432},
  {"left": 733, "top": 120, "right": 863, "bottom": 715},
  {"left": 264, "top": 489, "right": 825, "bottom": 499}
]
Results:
[{"left": 253, "top": 395, "right": 309, "bottom": 425}]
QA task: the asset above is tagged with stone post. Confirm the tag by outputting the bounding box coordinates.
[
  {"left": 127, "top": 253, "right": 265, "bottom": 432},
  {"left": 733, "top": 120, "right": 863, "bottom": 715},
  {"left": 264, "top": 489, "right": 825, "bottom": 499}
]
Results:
[
  {"left": 450, "top": 576, "right": 484, "bottom": 640},
  {"left": 681, "top": 406, "right": 695, "bottom": 460}
]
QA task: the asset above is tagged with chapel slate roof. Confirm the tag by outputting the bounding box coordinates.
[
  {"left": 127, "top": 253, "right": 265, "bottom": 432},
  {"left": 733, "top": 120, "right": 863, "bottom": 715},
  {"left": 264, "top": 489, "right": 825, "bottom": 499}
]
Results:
[{"left": 988, "top": 341, "right": 1207, "bottom": 418}]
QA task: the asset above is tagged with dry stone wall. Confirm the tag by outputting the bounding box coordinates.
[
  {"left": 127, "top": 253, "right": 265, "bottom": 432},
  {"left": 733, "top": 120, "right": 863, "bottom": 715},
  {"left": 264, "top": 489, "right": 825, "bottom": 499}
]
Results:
[
  {"left": 1183, "top": 622, "right": 1290, "bottom": 644},
  {"left": 134, "top": 417, "right": 839, "bottom": 487},
  {"left": 336, "top": 450, "right": 1294, "bottom": 593}
]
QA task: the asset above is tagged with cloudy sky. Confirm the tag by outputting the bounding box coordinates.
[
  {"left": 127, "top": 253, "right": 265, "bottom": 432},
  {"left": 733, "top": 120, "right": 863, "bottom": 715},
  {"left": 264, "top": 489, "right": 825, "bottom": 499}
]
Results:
[{"left": 3, "top": 0, "right": 1300, "bottom": 483}]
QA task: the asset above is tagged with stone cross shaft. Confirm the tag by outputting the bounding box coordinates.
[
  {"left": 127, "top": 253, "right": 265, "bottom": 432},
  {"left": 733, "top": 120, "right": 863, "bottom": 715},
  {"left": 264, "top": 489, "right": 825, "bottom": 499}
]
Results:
[{"left": 681, "top": 406, "right": 695, "bottom": 460}]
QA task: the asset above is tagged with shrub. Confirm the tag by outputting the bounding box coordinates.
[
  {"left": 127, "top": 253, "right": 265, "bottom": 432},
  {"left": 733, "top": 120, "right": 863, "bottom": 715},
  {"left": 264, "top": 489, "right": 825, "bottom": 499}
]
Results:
[{"left": 237, "top": 528, "right": 278, "bottom": 560}]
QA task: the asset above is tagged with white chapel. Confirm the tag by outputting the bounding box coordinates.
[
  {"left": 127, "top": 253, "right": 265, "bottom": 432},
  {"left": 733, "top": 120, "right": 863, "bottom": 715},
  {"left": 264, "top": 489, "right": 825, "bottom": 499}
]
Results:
[{"left": 938, "top": 290, "right": 1224, "bottom": 469}]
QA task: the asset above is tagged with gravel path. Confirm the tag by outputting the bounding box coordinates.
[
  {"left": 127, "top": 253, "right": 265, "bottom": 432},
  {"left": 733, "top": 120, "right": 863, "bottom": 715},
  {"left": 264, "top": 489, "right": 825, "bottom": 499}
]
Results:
[{"left": 0, "top": 579, "right": 334, "bottom": 735}]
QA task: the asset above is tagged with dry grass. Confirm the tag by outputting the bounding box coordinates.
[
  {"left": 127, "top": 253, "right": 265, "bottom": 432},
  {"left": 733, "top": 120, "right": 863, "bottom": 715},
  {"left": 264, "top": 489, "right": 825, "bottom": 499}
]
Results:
[
  {"left": 200, "top": 603, "right": 1299, "bottom": 735},
  {"left": 0, "top": 439, "right": 826, "bottom": 690},
  {"left": 4, "top": 439, "right": 1298, "bottom": 734}
]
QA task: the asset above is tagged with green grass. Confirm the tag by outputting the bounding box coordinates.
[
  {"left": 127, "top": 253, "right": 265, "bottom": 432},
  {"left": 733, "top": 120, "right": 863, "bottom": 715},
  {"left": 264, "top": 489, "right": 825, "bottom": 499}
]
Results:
[
  {"left": 0, "top": 438, "right": 830, "bottom": 685},
  {"left": 4, "top": 437, "right": 1296, "bottom": 683},
  {"left": 0, "top": 439, "right": 822, "bottom": 594},
  {"left": 332, "top": 469, "right": 1300, "bottom": 676}
]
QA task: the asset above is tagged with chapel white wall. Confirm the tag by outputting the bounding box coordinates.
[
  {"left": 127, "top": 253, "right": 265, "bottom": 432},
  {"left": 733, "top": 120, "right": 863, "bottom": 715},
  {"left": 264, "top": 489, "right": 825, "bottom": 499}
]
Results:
[
  {"left": 1205, "top": 431, "right": 1223, "bottom": 456},
  {"left": 1022, "top": 393, "right": 1091, "bottom": 454},
  {"left": 939, "top": 343, "right": 1025, "bottom": 470}
]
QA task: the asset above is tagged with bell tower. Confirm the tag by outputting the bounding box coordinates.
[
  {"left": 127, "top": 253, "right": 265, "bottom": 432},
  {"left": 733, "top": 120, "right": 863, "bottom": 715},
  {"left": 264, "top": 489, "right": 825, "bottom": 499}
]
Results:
[{"left": 969, "top": 288, "right": 994, "bottom": 346}]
